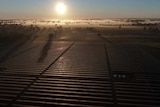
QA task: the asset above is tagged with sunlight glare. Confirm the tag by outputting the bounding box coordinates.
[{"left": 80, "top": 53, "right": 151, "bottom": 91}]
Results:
[{"left": 56, "top": 2, "right": 66, "bottom": 15}]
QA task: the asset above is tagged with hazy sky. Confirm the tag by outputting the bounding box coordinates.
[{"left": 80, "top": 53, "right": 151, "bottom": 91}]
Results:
[{"left": 0, "top": 0, "right": 160, "bottom": 19}]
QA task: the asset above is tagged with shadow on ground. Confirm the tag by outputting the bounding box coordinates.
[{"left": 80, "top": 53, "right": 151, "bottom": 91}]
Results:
[
  {"left": 0, "top": 24, "right": 41, "bottom": 63},
  {"left": 37, "top": 33, "right": 55, "bottom": 63},
  {"left": 0, "top": 33, "right": 32, "bottom": 63}
]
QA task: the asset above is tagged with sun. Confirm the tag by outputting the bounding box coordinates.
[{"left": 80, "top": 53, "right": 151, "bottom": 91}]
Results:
[{"left": 56, "top": 3, "right": 66, "bottom": 15}]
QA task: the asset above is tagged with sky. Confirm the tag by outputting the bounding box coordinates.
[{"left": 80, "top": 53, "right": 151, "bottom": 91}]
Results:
[{"left": 0, "top": 0, "right": 160, "bottom": 19}]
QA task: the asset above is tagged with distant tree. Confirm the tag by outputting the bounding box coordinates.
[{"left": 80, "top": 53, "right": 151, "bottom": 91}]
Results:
[{"left": 119, "top": 25, "right": 122, "bottom": 29}]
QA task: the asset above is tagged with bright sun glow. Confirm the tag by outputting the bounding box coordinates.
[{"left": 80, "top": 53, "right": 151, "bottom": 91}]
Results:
[{"left": 56, "top": 3, "right": 66, "bottom": 15}]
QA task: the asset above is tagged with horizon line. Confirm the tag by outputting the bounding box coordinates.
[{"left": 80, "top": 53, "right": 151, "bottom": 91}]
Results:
[{"left": 0, "top": 17, "right": 160, "bottom": 20}]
